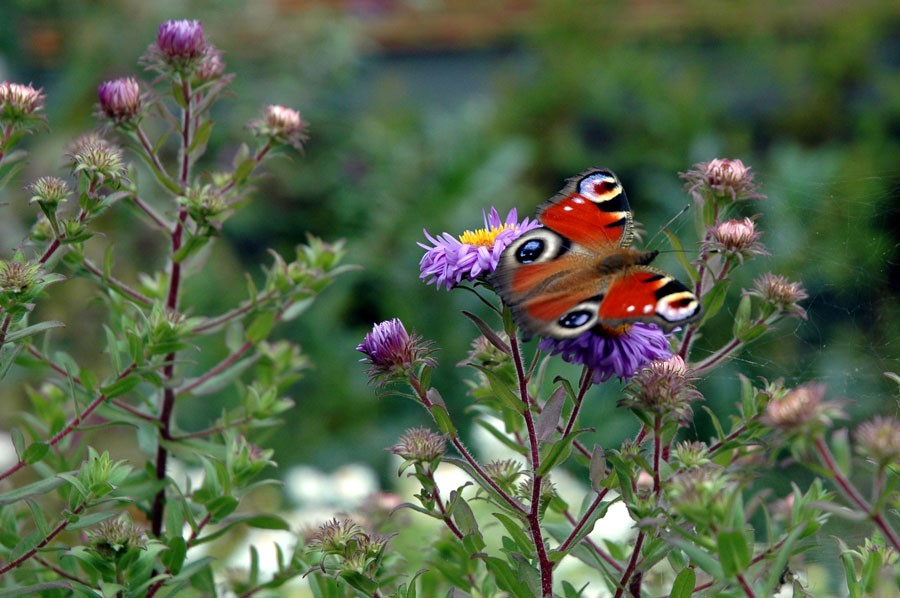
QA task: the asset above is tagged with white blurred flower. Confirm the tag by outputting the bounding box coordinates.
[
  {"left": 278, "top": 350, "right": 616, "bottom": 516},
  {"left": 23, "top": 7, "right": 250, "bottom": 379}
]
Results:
[
  {"left": 285, "top": 463, "right": 379, "bottom": 507},
  {"left": 0, "top": 432, "right": 16, "bottom": 470}
]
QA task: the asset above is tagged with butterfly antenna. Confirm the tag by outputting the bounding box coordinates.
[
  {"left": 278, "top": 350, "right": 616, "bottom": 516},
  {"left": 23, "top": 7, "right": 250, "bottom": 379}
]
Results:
[{"left": 645, "top": 204, "right": 691, "bottom": 248}]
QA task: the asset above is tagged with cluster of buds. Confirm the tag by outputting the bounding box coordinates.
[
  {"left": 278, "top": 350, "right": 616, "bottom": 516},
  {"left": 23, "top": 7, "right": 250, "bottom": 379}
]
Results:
[
  {"left": 0, "top": 81, "right": 47, "bottom": 131},
  {"left": 516, "top": 474, "right": 558, "bottom": 518},
  {"left": 0, "top": 259, "right": 42, "bottom": 298},
  {"left": 177, "top": 182, "right": 229, "bottom": 226},
  {"left": 308, "top": 518, "right": 390, "bottom": 580},
  {"left": 665, "top": 465, "right": 738, "bottom": 529},
  {"left": 621, "top": 355, "right": 702, "bottom": 423},
  {"left": 357, "top": 318, "right": 437, "bottom": 390},
  {"left": 27, "top": 176, "right": 70, "bottom": 236},
  {"left": 248, "top": 104, "right": 309, "bottom": 151},
  {"left": 483, "top": 459, "right": 525, "bottom": 494}
]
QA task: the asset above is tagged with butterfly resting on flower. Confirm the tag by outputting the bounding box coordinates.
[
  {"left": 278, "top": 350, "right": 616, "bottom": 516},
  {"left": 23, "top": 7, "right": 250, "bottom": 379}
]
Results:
[{"left": 490, "top": 168, "right": 702, "bottom": 343}]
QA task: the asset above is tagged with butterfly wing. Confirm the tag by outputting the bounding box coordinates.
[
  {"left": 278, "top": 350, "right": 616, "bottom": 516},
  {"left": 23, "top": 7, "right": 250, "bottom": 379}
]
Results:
[
  {"left": 595, "top": 266, "right": 701, "bottom": 332},
  {"left": 537, "top": 168, "right": 634, "bottom": 250}
]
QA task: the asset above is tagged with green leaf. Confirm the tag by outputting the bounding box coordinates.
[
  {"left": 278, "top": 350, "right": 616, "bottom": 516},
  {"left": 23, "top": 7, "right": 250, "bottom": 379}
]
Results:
[
  {"left": 4, "top": 320, "right": 66, "bottom": 343},
  {"left": 663, "top": 229, "right": 700, "bottom": 282},
  {"left": 699, "top": 280, "right": 728, "bottom": 325},
  {"left": 10, "top": 429, "right": 25, "bottom": 458},
  {"left": 100, "top": 374, "right": 140, "bottom": 398},
  {"left": 0, "top": 475, "right": 68, "bottom": 505},
  {"left": 67, "top": 510, "right": 118, "bottom": 531},
  {"left": 670, "top": 568, "right": 696, "bottom": 598},
  {"left": 461, "top": 311, "right": 511, "bottom": 354},
  {"left": 338, "top": 571, "right": 379, "bottom": 595},
  {"left": 717, "top": 529, "right": 751, "bottom": 578},
  {"left": 246, "top": 311, "right": 276, "bottom": 343},
  {"left": 162, "top": 536, "right": 187, "bottom": 575},
  {"left": 535, "top": 386, "right": 567, "bottom": 442},
  {"left": 22, "top": 442, "right": 49, "bottom": 465},
  {"left": 472, "top": 418, "right": 528, "bottom": 456},
  {"left": 450, "top": 493, "right": 479, "bottom": 536},
  {"left": 172, "top": 235, "right": 210, "bottom": 263},
  {"left": 206, "top": 496, "right": 239, "bottom": 522},
  {"left": 589, "top": 445, "right": 606, "bottom": 493},
  {"left": 668, "top": 537, "right": 723, "bottom": 578},
  {"left": 188, "top": 120, "right": 215, "bottom": 153},
  {"left": 429, "top": 403, "right": 457, "bottom": 438},
  {"left": 0, "top": 583, "right": 73, "bottom": 596},
  {"left": 491, "top": 512, "right": 532, "bottom": 554},
  {"left": 232, "top": 158, "right": 257, "bottom": 185},
  {"left": 537, "top": 429, "right": 587, "bottom": 476}
]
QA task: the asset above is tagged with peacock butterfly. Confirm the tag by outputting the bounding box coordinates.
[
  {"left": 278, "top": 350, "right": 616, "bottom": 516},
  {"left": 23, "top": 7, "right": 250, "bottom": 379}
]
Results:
[{"left": 490, "top": 168, "right": 701, "bottom": 341}]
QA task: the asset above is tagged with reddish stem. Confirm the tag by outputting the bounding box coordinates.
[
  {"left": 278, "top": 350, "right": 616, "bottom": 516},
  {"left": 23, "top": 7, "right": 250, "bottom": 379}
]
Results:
[
  {"left": 614, "top": 530, "right": 645, "bottom": 598},
  {"left": 0, "top": 502, "right": 86, "bottom": 574}
]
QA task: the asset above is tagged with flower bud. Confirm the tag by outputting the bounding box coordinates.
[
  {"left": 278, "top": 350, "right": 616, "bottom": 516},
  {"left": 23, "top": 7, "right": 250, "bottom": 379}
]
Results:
[
  {"left": 705, "top": 217, "right": 768, "bottom": 264},
  {"left": 86, "top": 516, "right": 146, "bottom": 560},
  {"left": 855, "top": 416, "right": 900, "bottom": 467},
  {"left": 622, "top": 355, "right": 702, "bottom": 423},
  {"left": 746, "top": 272, "right": 808, "bottom": 319},
  {"left": 680, "top": 158, "right": 765, "bottom": 205},
  {"left": 97, "top": 77, "right": 142, "bottom": 122},
  {"left": 762, "top": 381, "right": 843, "bottom": 433},
  {"left": 27, "top": 176, "right": 70, "bottom": 208},
  {"left": 388, "top": 427, "right": 446, "bottom": 463},
  {"left": 67, "top": 134, "right": 126, "bottom": 186},
  {"left": 483, "top": 459, "right": 525, "bottom": 493},
  {"left": 196, "top": 47, "right": 225, "bottom": 80},
  {"left": 249, "top": 104, "right": 309, "bottom": 150},
  {"left": 0, "top": 81, "right": 46, "bottom": 119},
  {"left": 156, "top": 19, "right": 206, "bottom": 60},
  {"left": 357, "top": 318, "right": 436, "bottom": 388}
]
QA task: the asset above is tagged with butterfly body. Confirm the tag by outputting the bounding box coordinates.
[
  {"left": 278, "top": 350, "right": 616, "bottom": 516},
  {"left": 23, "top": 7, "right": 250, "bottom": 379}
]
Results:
[{"left": 491, "top": 168, "right": 701, "bottom": 341}]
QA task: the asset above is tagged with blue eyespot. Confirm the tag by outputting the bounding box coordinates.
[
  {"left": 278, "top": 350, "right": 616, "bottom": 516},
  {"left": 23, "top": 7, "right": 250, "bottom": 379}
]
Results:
[
  {"left": 516, "top": 239, "right": 544, "bottom": 264},
  {"left": 559, "top": 310, "right": 591, "bottom": 328}
]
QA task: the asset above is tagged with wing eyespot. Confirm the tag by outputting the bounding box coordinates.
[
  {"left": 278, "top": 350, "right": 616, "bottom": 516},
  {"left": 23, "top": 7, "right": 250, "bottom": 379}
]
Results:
[
  {"left": 516, "top": 239, "right": 545, "bottom": 264},
  {"left": 559, "top": 310, "right": 592, "bottom": 329}
]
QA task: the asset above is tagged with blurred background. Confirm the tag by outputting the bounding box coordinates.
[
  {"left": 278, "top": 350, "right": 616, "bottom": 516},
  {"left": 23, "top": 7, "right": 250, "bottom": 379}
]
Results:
[{"left": 2, "top": 0, "right": 900, "bottom": 589}]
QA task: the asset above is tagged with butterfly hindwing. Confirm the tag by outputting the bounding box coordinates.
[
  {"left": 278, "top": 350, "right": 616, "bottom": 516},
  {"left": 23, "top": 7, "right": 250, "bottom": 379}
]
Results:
[
  {"left": 596, "top": 266, "right": 701, "bottom": 332},
  {"left": 537, "top": 168, "right": 634, "bottom": 251}
]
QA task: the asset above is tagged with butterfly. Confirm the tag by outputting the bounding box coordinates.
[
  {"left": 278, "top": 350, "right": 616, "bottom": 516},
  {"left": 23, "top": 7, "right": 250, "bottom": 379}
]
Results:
[{"left": 490, "top": 168, "right": 701, "bottom": 341}]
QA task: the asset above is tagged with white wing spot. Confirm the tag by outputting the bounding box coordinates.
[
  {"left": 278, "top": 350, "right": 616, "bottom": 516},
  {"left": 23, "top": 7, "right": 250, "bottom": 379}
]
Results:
[
  {"left": 572, "top": 197, "right": 585, "bottom": 204},
  {"left": 564, "top": 206, "right": 573, "bottom": 211},
  {"left": 626, "top": 305, "right": 635, "bottom": 313},
  {"left": 643, "top": 304, "right": 653, "bottom": 314}
]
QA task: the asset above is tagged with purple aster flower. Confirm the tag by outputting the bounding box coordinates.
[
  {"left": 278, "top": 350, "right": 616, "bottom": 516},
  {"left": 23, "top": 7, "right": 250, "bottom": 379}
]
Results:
[
  {"left": 357, "top": 318, "right": 436, "bottom": 388},
  {"left": 538, "top": 323, "right": 672, "bottom": 383},
  {"left": 418, "top": 207, "right": 541, "bottom": 290}
]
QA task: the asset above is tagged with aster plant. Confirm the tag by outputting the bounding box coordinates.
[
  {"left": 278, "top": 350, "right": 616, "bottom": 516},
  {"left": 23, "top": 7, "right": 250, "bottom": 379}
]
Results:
[
  {"left": 352, "top": 159, "right": 900, "bottom": 598},
  {"left": 0, "top": 19, "right": 351, "bottom": 597}
]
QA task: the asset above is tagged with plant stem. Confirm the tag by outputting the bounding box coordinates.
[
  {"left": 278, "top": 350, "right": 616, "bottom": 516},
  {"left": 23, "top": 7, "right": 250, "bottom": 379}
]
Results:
[
  {"left": 0, "top": 502, "right": 86, "bottom": 574},
  {"left": 80, "top": 257, "right": 154, "bottom": 305},
  {"left": 560, "top": 505, "right": 623, "bottom": 572},
  {"left": 736, "top": 572, "right": 757, "bottom": 598},
  {"left": 192, "top": 289, "right": 278, "bottom": 334},
  {"left": 0, "top": 364, "right": 134, "bottom": 481},
  {"left": 176, "top": 338, "right": 253, "bottom": 396},
  {"left": 150, "top": 74, "right": 193, "bottom": 539},
  {"left": 510, "top": 334, "right": 553, "bottom": 597},
  {"left": 426, "top": 470, "right": 466, "bottom": 540},
  {"left": 614, "top": 529, "right": 645, "bottom": 598},
  {"left": 813, "top": 436, "right": 900, "bottom": 552}
]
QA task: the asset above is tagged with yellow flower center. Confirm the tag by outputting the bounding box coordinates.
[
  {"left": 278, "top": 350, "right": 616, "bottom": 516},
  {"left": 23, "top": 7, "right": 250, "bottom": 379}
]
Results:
[{"left": 458, "top": 224, "right": 512, "bottom": 248}]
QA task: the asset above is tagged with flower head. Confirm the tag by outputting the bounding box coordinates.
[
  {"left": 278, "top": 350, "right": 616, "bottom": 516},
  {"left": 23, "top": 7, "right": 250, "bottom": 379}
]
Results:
[
  {"left": 156, "top": 19, "right": 206, "bottom": 60},
  {"left": 680, "top": 158, "right": 765, "bottom": 205},
  {"left": 855, "top": 416, "right": 900, "bottom": 467},
  {"left": 0, "top": 260, "right": 42, "bottom": 295},
  {"left": 746, "top": 272, "right": 808, "bottom": 319},
  {"left": 28, "top": 176, "right": 70, "bottom": 208},
  {"left": 538, "top": 323, "right": 672, "bottom": 383},
  {"left": 357, "top": 318, "right": 436, "bottom": 387},
  {"left": 97, "top": 77, "right": 142, "bottom": 123},
  {"left": 704, "top": 217, "right": 768, "bottom": 264},
  {"left": 67, "top": 135, "right": 127, "bottom": 186},
  {"left": 86, "top": 516, "right": 147, "bottom": 560},
  {"left": 248, "top": 104, "right": 309, "bottom": 150},
  {"left": 622, "top": 355, "right": 702, "bottom": 422},
  {"left": 388, "top": 427, "right": 446, "bottom": 463},
  {"left": 0, "top": 81, "right": 47, "bottom": 131},
  {"left": 419, "top": 207, "right": 540, "bottom": 290},
  {"left": 196, "top": 47, "right": 225, "bottom": 80},
  {"left": 762, "top": 381, "right": 844, "bottom": 434},
  {"left": 484, "top": 459, "right": 525, "bottom": 493}
]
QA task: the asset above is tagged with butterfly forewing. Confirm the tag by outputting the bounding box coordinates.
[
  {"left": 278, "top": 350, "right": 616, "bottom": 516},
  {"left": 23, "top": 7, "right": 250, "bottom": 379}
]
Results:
[
  {"left": 597, "top": 267, "right": 701, "bottom": 332},
  {"left": 537, "top": 168, "right": 635, "bottom": 251}
]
